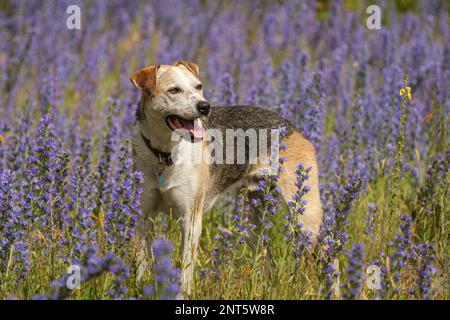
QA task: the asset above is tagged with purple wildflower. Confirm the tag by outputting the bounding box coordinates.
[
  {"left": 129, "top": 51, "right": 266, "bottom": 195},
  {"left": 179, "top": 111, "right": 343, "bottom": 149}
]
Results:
[
  {"left": 364, "top": 202, "right": 378, "bottom": 238},
  {"left": 285, "top": 164, "right": 313, "bottom": 262},
  {"left": 151, "top": 239, "right": 181, "bottom": 300},
  {"left": 342, "top": 243, "right": 365, "bottom": 300}
]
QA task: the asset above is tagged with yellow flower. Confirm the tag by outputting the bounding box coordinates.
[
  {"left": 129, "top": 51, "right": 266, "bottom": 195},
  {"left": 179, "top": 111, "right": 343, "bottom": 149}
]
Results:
[
  {"left": 399, "top": 87, "right": 412, "bottom": 100},
  {"left": 0, "top": 133, "right": 6, "bottom": 145}
]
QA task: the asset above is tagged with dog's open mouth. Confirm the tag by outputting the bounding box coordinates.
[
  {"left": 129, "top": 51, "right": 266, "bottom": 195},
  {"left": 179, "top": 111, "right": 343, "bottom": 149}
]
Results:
[{"left": 166, "top": 115, "right": 205, "bottom": 139}]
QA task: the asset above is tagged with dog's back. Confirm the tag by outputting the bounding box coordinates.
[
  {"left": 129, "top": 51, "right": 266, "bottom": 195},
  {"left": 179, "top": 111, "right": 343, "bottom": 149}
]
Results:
[
  {"left": 205, "top": 105, "right": 293, "bottom": 133},
  {"left": 204, "top": 105, "right": 293, "bottom": 194},
  {"left": 203, "top": 106, "right": 322, "bottom": 235}
]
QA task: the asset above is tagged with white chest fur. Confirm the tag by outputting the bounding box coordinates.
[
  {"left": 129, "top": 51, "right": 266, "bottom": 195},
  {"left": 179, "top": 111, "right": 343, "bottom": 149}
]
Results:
[
  {"left": 160, "top": 139, "right": 203, "bottom": 191},
  {"left": 132, "top": 127, "right": 203, "bottom": 193}
]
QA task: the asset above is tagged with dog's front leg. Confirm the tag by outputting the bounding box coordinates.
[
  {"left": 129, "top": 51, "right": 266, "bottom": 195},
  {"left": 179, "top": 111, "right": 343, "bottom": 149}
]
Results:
[
  {"left": 136, "top": 212, "right": 156, "bottom": 281},
  {"left": 136, "top": 187, "right": 160, "bottom": 281},
  {"left": 180, "top": 196, "right": 204, "bottom": 297}
]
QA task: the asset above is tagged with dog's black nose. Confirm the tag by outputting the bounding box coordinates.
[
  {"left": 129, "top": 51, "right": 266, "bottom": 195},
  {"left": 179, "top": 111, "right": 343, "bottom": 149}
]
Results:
[{"left": 197, "top": 101, "right": 211, "bottom": 116}]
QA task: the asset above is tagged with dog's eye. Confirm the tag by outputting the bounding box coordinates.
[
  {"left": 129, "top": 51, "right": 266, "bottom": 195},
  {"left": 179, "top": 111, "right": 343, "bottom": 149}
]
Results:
[
  {"left": 168, "top": 87, "right": 182, "bottom": 94},
  {"left": 195, "top": 84, "right": 203, "bottom": 90}
]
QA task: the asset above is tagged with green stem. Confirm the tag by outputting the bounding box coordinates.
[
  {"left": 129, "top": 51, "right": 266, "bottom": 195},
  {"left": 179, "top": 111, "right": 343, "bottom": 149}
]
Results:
[{"left": 388, "top": 74, "right": 410, "bottom": 227}]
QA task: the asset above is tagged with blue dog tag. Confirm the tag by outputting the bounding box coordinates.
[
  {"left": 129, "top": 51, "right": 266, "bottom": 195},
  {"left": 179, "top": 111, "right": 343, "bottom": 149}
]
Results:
[{"left": 158, "top": 173, "right": 165, "bottom": 187}]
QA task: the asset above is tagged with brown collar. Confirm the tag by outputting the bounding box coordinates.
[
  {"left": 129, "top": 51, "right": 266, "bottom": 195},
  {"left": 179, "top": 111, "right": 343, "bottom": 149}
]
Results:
[{"left": 140, "top": 133, "right": 173, "bottom": 166}]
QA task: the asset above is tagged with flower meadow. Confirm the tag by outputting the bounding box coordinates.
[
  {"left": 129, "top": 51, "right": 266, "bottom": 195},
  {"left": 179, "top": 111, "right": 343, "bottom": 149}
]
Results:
[{"left": 0, "top": 0, "right": 449, "bottom": 300}]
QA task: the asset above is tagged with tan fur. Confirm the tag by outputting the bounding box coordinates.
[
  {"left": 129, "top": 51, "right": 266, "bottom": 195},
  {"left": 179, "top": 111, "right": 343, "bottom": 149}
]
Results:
[
  {"left": 173, "top": 60, "right": 200, "bottom": 79},
  {"left": 226, "top": 132, "right": 322, "bottom": 236},
  {"left": 278, "top": 132, "right": 322, "bottom": 235},
  {"left": 130, "top": 65, "right": 159, "bottom": 97}
]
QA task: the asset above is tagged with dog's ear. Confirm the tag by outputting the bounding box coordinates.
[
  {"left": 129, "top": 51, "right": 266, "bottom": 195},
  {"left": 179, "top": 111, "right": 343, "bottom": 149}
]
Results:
[
  {"left": 130, "top": 65, "right": 159, "bottom": 96},
  {"left": 174, "top": 60, "right": 200, "bottom": 79}
]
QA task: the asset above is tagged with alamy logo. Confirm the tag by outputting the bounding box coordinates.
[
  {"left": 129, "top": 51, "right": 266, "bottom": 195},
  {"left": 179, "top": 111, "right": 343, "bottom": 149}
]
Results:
[
  {"left": 66, "top": 265, "right": 81, "bottom": 290},
  {"left": 66, "top": 5, "right": 81, "bottom": 30},
  {"left": 366, "top": 264, "right": 381, "bottom": 290},
  {"left": 169, "top": 126, "right": 282, "bottom": 175},
  {"left": 366, "top": 5, "right": 381, "bottom": 30}
]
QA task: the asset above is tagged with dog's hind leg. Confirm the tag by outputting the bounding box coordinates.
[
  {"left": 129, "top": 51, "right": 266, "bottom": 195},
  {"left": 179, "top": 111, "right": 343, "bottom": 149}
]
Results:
[{"left": 277, "top": 132, "right": 323, "bottom": 238}]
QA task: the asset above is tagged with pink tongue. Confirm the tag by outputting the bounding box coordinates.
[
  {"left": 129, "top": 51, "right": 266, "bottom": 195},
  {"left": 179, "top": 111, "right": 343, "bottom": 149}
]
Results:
[{"left": 181, "top": 119, "right": 205, "bottom": 139}]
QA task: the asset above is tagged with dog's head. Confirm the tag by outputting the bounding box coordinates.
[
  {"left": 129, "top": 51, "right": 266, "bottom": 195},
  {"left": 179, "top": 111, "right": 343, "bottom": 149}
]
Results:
[{"left": 130, "top": 60, "right": 209, "bottom": 139}]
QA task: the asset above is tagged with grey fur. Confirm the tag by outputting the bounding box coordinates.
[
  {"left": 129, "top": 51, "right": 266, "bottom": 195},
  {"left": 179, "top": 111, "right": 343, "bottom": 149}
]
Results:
[{"left": 203, "top": 105, "right": 295, "bottom": 209}]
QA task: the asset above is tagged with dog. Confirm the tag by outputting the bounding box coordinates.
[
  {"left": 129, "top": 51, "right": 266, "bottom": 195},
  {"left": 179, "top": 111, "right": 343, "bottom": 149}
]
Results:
[{"left": 130, "top": 60, "right": 322, "bottom": 295}]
